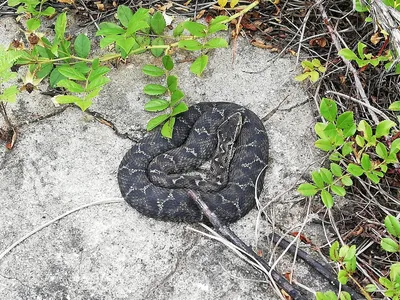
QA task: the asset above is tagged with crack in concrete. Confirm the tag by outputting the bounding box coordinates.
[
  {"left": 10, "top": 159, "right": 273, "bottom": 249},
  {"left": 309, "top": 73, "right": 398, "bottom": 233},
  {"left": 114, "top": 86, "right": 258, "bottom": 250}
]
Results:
[
  {"left": 84, "top": 108, "right": 140, "bottom": 142},
  {"left": 16, "top": 106, "right": 70, "bottom": 128}
]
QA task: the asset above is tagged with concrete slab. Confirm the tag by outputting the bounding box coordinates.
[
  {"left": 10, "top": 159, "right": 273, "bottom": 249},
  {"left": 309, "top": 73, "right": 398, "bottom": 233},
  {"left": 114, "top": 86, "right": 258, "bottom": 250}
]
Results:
[{"left": 0, "top": 12, "right": 326, "bottom": 300}]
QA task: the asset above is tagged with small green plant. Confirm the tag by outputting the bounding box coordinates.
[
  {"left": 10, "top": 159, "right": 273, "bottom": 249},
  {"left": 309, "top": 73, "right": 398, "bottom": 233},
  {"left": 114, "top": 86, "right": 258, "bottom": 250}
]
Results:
[
  {"left": 295, "top": 58, "right": 326, "bottom": 83},
  {"left": 317, "top": 216, "right": 400, "bottom": 300},
  {"left": 338, "top": 41, "right": 391, "bottom": 68},
  {"left": 8, "top": 0, "right": 56, "bottom": 31},
  {"left": 381, "top": 215, "right": 400, "bottom": 253},
  {"left": 0, "top": 46, "right": 21, "bottom": 103},
  {"left": 2, "top": 1, "right": 259, "bottom": 138},
  {"left": 141, "top": 55, "right": 187, "bottom": 138},
  {"left": 298, "top": 98, "right": 400, "bottom": 208}
]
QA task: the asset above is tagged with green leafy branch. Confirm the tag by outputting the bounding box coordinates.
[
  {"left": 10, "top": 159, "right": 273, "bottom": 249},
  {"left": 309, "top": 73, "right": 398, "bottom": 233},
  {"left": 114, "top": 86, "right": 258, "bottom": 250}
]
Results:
[
  {"left": 317, "top": 215, "right": 400, "bottom": 300},
  {"left": 2, "top": 1, "right": 260, "bottom": 137},
  {"left": 298, "top": 98, "right": 400, "bottom": 208}
]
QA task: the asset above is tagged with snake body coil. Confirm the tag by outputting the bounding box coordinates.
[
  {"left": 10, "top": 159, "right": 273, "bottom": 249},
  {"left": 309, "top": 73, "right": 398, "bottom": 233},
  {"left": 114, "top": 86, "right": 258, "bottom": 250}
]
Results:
[{"left": 118, "top": 102, "right": 268, "bottom": 223}]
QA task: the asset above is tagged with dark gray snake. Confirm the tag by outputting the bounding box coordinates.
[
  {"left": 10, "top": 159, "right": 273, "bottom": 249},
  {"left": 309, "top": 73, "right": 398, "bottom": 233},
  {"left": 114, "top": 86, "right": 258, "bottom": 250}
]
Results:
[{"left": 117, "top": 102, "right": 268, "bottom": 223}]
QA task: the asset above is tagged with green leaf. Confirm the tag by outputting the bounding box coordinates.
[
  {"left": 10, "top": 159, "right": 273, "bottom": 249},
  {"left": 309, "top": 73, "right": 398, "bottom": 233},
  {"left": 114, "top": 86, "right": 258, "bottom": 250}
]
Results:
[
  {"left": 376, "top": 120, "right": 396, "bottom": 138},
  {"left": 337, "top": 112, "right": 356, "bottom": 137},
  {"left": 344, "top": 245, "right": 357, "bottom": 261},
  {"left": 355, "top": 135, "right": 365, "bottom": 147},
  {"left": 329, "top": 151, "right": 342, "bottom": 161},
  {"left": 379, "top": 277, "right": 393, "bottom": 289},
  {"left": 96, "top": 22, "right": 126, "bottom": 36},
  {"left": 142, "top": 65, "right": 165, "bottom": 77},
  {"left": 57, "top": 66, "right": 86, "bottom": 81},
  {"left": 390, "top": 138, "right": 400, "bottom": 155},
  {"left": 321, "top": 189, "right": 334, "bottom": 208},
  {"left": 315, "top": 139, "right": 334, "bottom": 151},
  {"left": 320, "top": 168, "right": 333, "bottom": 184},
  {"left": 26, "top": 18, "right": 40, "bottom": 31},
  {"left": 389, "top": 262, "right": 400, "bottom": 282},
  {"left": 171, "top": 102, "right": 188, "bottom": 116},
  {"left": 339, "top": 48, "right": 358, "bottom": 61},
  {"left": 330, "top": 163, "right": 342, "bottom": 177},
  {"left": 99, "top": 35, "right": 118, "bottom": 48},
  {"left": 389, "top": 101, "right": 400, "bottom": 111},
  {"left": 55, "top": 12, "right": 67, "bottom": 39},
  {"left": 55, "top": 95, "right": 92, "bottom": 111},
  {"left": 88, "top": 66, "right": 110, "bottom": 82},
  {"left": 144, "top": 99, "right": 170, "bottom": 112},
  {"left": 36, "top": 63, "right": 53, "bottom": 79},
  {"left": 74, "top": 34, "right": 91, "bottom": 58},
  {"left": 151, "top": 11, "right": 166, "bottom": 35},
  {"left": 366, "top": 171, "right": 380, "bottom": 184},
  {"left": 312, "top": 171, "right": 324, "bottom": 188},
  {"left": 74, "top": 62, "right": 91, "bottom": 74},
  {"left": 147, "top": 114, "right": 170, "bottom": 131},
  {"left": 297, "top": 183, "right": 318, "bottom": 196},
  {"left": 339, "top": 291, "right": 351, "bottom": 300},
  {"left": 361, "top": 153, "right": 372, "bottom": 170},
  {"left": 190, "top": 55, "right": 208, "bottom": 76},
  {"left": 0, "top": 86, "right": 18, "bottom": 102},
  {"left": 117, "top": 5, "right": 133, "bottom": 28},
  {"left": 309, "top": 71, "right": 319, "bottom": 82},
  {"left": 41, "top": 6, "right": 55, "bottom": 17},
  {"left": 167, "top": 75, "right": 178, "bottom": 92},
  {"left": 57, "top": 79, "right": 84, "bottom": 93},
  {"left": 143, "top": 84, "right": 167, "bottom": 95},
  {"left": 376, "top": 142, "right": 388, "bottom": 159},
  {"left": 301, "top": 60, "right": 313, "bottom": 68},
  {"left": 183, "top": 21, "right": 207, "bottom": 37},
  {"left": 338, "top": 269, "right": 349, "bottom": 285},
  {"left": 116, "top": 37, "right": 135, "bottom": 55},
  {"left": 161, "top": 117, "right": 175, "bottom": 138},
  {"left": 171, "top": 89, "right": 184, "bottom": 105},
  {"left": 49, "top": 68, "right": 66, "bottom": 88},
  {"left": 347, "top": 163, "right": 364, "bottom": 176},
  {"left": 341, "top": 175, "right": 353, "bottom": 187},
  {"left": 85, "top": 88, "right": 101, "bottom": 100},
  {"left": 320, "top": 98, "right": 337, "bottom": 122},
  {"left": 358, "top": 120, "right": 373, "bottom": 142},
  {"left": 173, "top": 22, "right": 185, "bottom": 37},
  {"left": 294, "top": 73, "right": 309, "bottom": 82},
  {"left": 86, "top": 76, "right": 110, "bottom": 91},
  {"left": 208, "top": 23, "right": 228, "bottom": 34},
  {"left": 329, "top": 241, "right": 340, "bottom": 261},
  {"left": 364, "top": 284, "right": 377, "bottom": 293},
  {"left": 210, "top": 15, "right": 230, "bottom": 24},
  {"left": 357, "top": 42, "right": 367, "bottom": 59},
  {"left": 203, "top": 38, "right": 228, "bottom": 49},
  {"left": 331, "top": 185, "right": 346, "bottom": 196},
  {"left": 342, "top": 142, "right": 353, "bottom": 156},
  {"left": 381, "top": 237, "right": 399, "bottom": 252},
  {"left": 162, "top": 55, "right": 174, "bottom": 71},
  {"left": 178, "top": 40, "right": 203, "bottom": 51},
  {"left": 151, "top": 37, "right": 165, "bottom": 57},
  {"left": 127, "top": 20, "right": 149, "bottom": 35},
  {"left": 384, "top": 215, "right": 400, "bottom": 238}
]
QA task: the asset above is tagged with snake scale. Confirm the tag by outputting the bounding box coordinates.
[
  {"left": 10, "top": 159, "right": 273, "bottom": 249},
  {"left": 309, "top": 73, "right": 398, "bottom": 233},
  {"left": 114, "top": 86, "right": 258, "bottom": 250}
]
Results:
[{"left": 117, "top": 102, "right": 269, "bottom": 223}]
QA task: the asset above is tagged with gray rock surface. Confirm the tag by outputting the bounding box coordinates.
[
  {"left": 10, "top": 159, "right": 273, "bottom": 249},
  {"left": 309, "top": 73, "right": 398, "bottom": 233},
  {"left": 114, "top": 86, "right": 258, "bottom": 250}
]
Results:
[{"left": 0, "top": 12, "right": 327, "bottom": 300}]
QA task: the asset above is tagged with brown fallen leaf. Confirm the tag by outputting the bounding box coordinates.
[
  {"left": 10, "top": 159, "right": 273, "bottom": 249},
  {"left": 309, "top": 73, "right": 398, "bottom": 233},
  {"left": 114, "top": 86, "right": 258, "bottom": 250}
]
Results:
[
  {"left": 370, "top": 32, "right": 382, "bottom": 45},
  {"left": 251, "top": 39, "right": 273, "bottom": 49},
  {"left": 309, "top": 37, "right": 328, "bottom": 48},
  {"left": 57, "top": 0, "right": 74, "bottom": 4},
  {"left": 94, "top": 1, "right": 104, "bottom": 11}
]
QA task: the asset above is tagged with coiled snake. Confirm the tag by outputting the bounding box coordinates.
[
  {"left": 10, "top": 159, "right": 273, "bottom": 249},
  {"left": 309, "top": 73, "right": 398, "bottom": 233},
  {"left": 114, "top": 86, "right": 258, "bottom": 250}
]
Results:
[{"left": 118, "top": 102, "right": 268, "bottom": 223}]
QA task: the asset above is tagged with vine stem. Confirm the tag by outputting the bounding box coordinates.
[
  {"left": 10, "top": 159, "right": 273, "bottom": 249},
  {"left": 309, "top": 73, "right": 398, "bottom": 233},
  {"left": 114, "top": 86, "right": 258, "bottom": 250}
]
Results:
[{"left": 222, "top": 1, "right": 260, "bottom": 24}]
